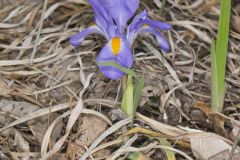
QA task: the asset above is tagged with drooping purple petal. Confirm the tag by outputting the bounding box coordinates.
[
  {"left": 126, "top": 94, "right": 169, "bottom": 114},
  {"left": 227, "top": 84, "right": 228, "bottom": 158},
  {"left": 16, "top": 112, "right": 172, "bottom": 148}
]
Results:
[
  {"left": 99, "top": 0, "right": 139, "bottom": 33},
  {"left": 129, "top": 19, "right": 172, "bottom": 32},
  {"left": 127, "top": 10, "right": 147, "bottom": 39},
  {"left": 96, "top": 37, "right": 134, "bottom": 80},
  {"left": 127, "top": 10, "right": 149, "bottom": 44},
  {"left": 127, "top": 18, "right": 172, "bottom": 48},
  {"left": 127, "top": 10, "right": 171, "bottom": 46},
  {"left": 138, "top": 26, "right": 171, "bottom": 52},
  {"left": 88, "top": 0, "right": 110, "bottom": 27},
  {"left": 133, "top": 10, "right": 147, "bottom": 22},
  {"left": 70, "top": 25, "right": 105, "bottom": 46}
]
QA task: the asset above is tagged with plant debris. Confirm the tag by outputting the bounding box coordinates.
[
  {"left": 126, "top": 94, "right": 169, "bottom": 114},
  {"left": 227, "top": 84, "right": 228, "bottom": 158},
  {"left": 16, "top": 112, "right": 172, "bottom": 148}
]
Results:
[{"left": 0, "top": 0, "right": 240, "bottom": 159}]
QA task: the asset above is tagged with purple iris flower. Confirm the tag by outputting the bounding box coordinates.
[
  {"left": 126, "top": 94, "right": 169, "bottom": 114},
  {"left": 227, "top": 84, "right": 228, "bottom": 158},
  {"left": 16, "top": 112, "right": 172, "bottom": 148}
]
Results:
[{"left": 70, "top": 0, "right": 171, "bottom": 80}]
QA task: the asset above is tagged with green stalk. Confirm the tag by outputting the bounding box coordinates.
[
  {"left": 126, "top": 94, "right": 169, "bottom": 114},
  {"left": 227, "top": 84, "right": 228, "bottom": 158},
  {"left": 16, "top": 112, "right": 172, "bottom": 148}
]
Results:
[
  {"left": 121, "top": 75, "right": 134, "bottom": 116},
  {"left": 211, "top": 0, "right": 231, "bottom": 112},
  {"left": 98, "top": 61, "right": 144, "bottom": 117}
]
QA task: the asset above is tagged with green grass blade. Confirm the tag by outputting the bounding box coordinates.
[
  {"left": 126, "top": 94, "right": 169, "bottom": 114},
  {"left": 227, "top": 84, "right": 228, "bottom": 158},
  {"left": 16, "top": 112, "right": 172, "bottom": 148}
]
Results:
[
  {"left": 122, "top": 75, "right": 144, "bottom": 117},
  {"left": 159, "top": 138, "right": 176, "bottom": 160},
  {"left": 127, "top": 152, "right": 149, "bottom": 160},
  {"left": 211, "top": 39, "right": 218, "bottom": 111},
  {"left": 211, "top": 0, "right": 231, "bottom": 112}
]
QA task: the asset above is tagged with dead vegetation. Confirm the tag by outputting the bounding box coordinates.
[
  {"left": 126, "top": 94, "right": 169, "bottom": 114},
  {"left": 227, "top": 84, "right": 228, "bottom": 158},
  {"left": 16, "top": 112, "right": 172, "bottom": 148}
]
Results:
[{"left": 0, "top": 0, "right": 240, "bottom": 159}]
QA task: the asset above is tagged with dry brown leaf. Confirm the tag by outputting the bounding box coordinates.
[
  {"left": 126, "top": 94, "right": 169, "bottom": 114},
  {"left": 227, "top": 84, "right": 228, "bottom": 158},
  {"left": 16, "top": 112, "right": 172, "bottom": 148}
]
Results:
[
  {"left": 194, "top": 101, "right": 228, "bottom": 137},
  {"left": 136, "top": 113, "right": 185, "bottom": 137},
  {"left": 13, "top": 129, "right": 30, "bottom": 152},
  {"left": 1, "top": 128, "right": 30, "bottom": 158},
  {"left": 67, "top": 142, "right": 110, "bottom": 159},
  {"left": 0, "top": 100, "right": 62, "bottom": 145},
  {"left": 0, "top": 128, "right": 30, "bottom": 160},
  {"left": 64, "top": 114, "right": 109, "bottom": 159},
  {"left": 78, "top": 115, "right": 108, "bottom": 146},
  {"left": 28, "top": 113, "right": 63, "bottom": 145},
  {"left": 41, "top": 73, "right": 93, "bottom": 160},
  {"left": 14, "top": 83, "right": 36, "bottom": 96},
  {"left": 79, "top": 117, "right": 132, "bottom": 160},
  {"left": 229, "top": 126, "right": 240, "bottom": 141},
  {"left": 190, "top": 136, "right": 240, "bottom": 160},
  {"left": 209, "top": 150, "right": 240, "bottom": 160},
  {"left": 0, "top": 100, "right": 39, "bottom": 117}
]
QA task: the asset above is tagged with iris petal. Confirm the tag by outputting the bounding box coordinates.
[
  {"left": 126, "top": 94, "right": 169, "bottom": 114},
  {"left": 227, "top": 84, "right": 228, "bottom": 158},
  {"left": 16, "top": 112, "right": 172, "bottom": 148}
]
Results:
[
  {"left": 71, "top": 1, "right": 172, "bottom": 80},
  {"left": 88, "top": 0, "right": 111, "bottom": 27},
  {"left": 99, "top": 0, "right": 139, "bottom": 32},
  {"left": 127, "top": 18, "right": 172, "bottom": 49},
  {"left": 129, "top": 10, "right": 148, "bottom": 26},
  {"left": 127, "top": 10, "right": 172, "bottom": 46},
  {"left": 130, "top": 19, "right": 172, "bottom": 32},
  {"left": 139, "top": 27, "right": 170, "bottom": 51},
  {"left": 89, "top": 0, "right": 117, "bottom": 38},
  {"left": 96, "top": 38, "right": 134, "bottom": 80},
  {"left": 70, "top": 26, "right": 105, "bottom": 46},
  {"left": 127, "top": 10, "right": 148, "bottom": 44}
]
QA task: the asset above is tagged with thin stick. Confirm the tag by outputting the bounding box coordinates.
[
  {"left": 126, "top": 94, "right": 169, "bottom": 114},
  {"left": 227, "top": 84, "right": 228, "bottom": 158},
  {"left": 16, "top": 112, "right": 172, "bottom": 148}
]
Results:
[{"left": 30, "top": 0, "right": 48, "bottom": 64}]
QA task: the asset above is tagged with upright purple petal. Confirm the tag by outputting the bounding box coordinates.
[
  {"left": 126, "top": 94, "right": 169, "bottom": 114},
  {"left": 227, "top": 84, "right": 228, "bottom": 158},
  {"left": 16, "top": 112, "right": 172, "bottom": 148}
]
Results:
[
  {"left": 88, "top": 0, "right": 115, "bottom": 37},
  {"left": 70, "top": 25, "right": 105, "bottom": 46},
  {"left": 89, "top": 0, "right": 107, "bottom": 26},
  {"left": 96, "top": 37, "right": 134, "bottom": 80},
  {"left": 99, "top": 0, "right": 139, "bottom": 33}
]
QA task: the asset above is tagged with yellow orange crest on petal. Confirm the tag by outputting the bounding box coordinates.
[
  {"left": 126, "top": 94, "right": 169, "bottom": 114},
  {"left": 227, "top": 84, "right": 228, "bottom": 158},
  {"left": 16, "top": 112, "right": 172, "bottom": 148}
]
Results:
[{"left": 111, "top": 37, "right": 121, "bottom": 56}]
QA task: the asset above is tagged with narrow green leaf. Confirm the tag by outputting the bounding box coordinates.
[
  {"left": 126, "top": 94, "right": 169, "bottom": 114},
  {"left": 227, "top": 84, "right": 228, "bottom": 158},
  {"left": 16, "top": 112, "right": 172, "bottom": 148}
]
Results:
[
  {"left": 127, "top": 152, "right": 141, "bottom": 160},
  {"left": 133, "top": 75, "right": 145, "bottom": 112},
  {"left": 211, "top": 38, "right": 219, "bottom": 111},
  {"left": 159, "top": 138, "right": 176, "bottom": 160},
  {"left": 97, "top": 61, "right": 136, "bottom": 77},
  {"left": 211, "top": 0, "right": 231, "bottom": 112},
  {"left": 121, "top": 76, "right": 134, "bottom": 116}
]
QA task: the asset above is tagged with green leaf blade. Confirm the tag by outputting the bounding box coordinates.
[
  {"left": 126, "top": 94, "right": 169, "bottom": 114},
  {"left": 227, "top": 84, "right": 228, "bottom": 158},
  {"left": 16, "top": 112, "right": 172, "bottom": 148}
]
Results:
[
  {"left": 121, "top": 76, "right": 134, "bottom": 116},
  {"left": 211, "top": 0, "right": 231, "bottom": 112}
]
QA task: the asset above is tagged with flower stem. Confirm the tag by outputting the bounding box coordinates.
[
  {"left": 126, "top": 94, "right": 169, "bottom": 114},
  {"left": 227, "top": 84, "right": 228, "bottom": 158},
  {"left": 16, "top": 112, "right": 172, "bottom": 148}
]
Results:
[{"left": 121, "top": 75, "right": 134, "bottom": 116}]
